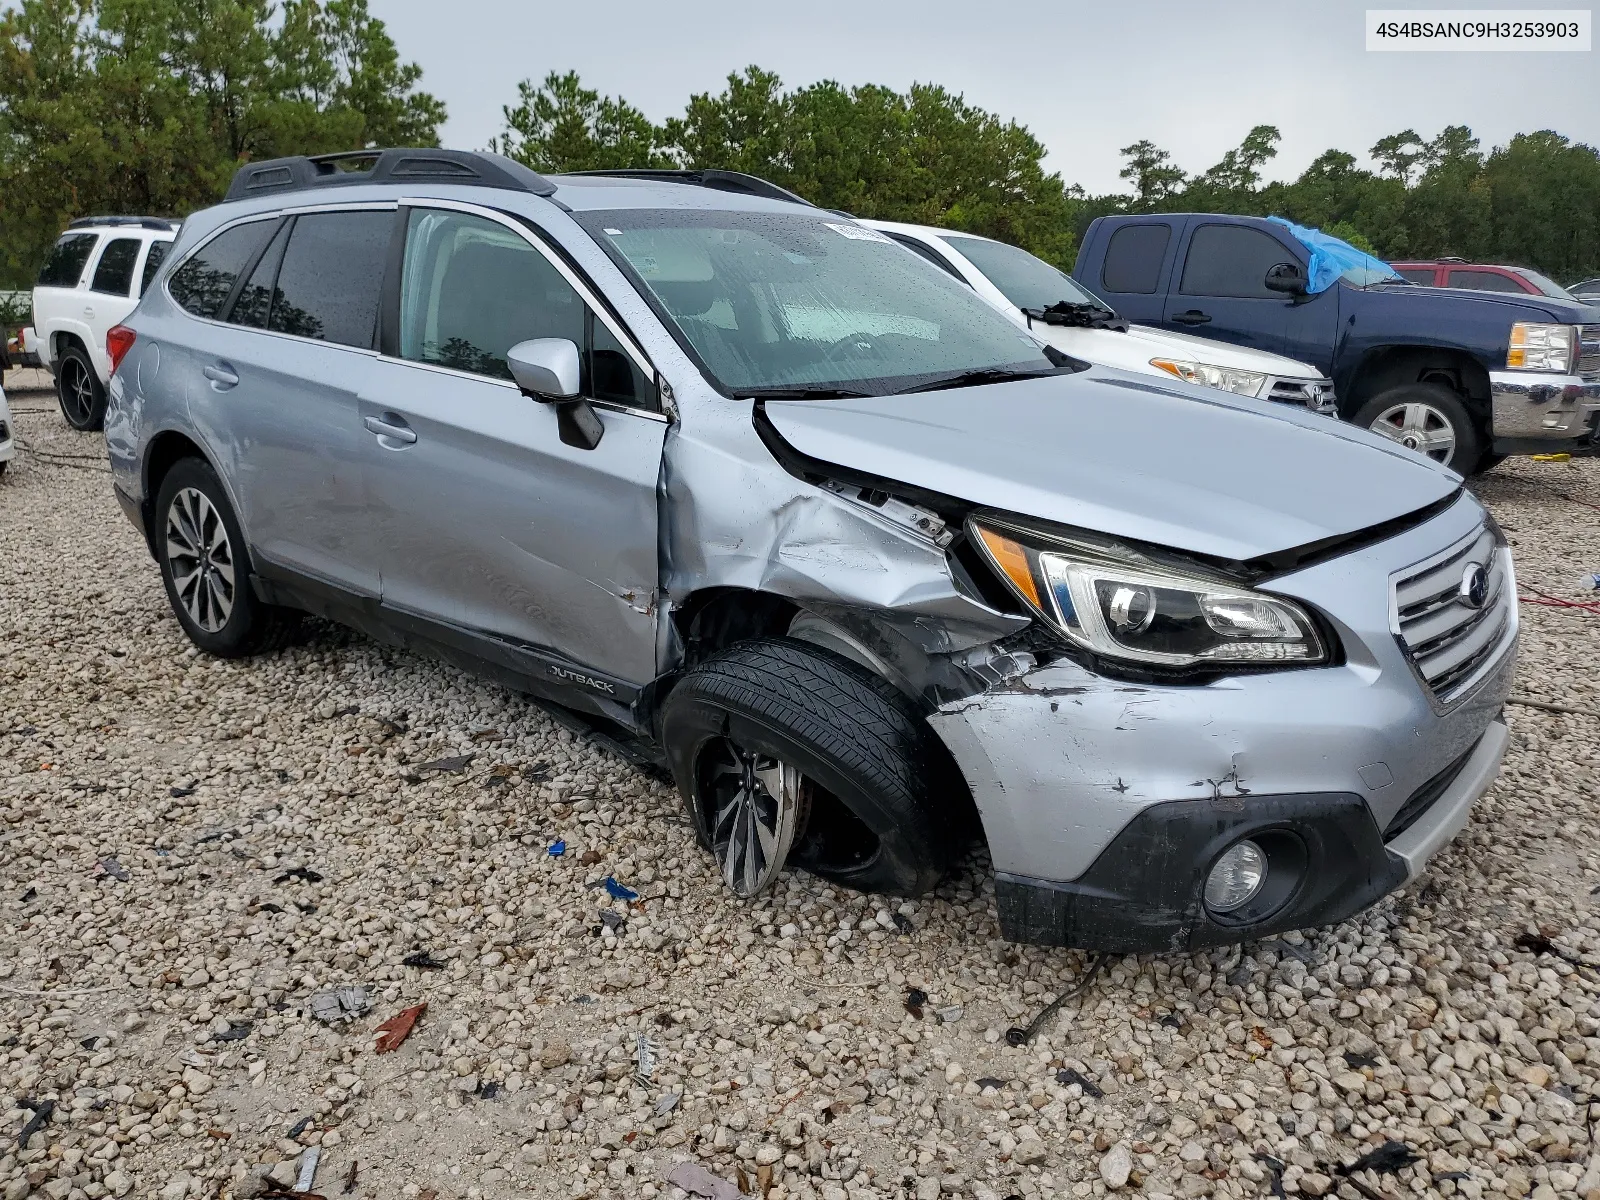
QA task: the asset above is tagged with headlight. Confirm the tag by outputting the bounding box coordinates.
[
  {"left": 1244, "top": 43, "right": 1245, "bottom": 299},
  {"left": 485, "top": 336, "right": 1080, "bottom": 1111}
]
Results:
[
  {"left": 971, "top": 520, "right": 1327, "bottom": 669},
  {"left": 1506, "top": 322, "right": 1575, "bottom": 373},
  {"left": 1150, "top": 358, "right": 1266, "bottom": 397}
]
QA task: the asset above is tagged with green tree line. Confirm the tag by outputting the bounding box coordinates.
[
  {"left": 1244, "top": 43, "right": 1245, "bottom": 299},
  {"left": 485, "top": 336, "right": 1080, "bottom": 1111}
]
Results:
[{"left": 5, "top": 5, "right": 1600, "bottom": 290}]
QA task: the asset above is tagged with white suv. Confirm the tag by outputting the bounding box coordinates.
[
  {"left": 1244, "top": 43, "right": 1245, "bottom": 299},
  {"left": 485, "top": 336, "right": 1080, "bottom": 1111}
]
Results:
[
  {"left": 34, "top": 216, "right": 178, "bottom": 429},
  {"left": 865, "top": 219, "right": 1336, "bottom": 413}
]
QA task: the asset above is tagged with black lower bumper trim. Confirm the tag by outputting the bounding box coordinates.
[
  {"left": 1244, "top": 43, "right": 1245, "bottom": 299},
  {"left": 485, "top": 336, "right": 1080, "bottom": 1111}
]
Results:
[{"left": 996, "top": 791, "right": 1408, "bottom": 954}]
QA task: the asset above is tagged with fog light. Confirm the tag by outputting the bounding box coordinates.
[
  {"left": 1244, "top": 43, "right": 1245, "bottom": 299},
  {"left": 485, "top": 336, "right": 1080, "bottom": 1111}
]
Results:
[{"left": 1205, "top": 840, "right": 1266, "bottom": 913}]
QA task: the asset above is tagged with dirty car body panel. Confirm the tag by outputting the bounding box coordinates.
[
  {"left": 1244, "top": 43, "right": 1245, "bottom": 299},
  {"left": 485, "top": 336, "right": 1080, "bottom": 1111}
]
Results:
[{"left": 106, "top": 154, "right": 1516, "bottom": 953}]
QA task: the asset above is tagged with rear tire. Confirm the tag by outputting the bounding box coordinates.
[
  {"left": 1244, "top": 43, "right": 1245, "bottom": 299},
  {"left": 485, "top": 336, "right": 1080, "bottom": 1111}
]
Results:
[
  {"left": 1353, "top": 383, "right": 1484, "bottom": 474},
  {"left": 660, "top": 638, "right": 957, "bottom": 898},
  {"left": 56, "top": 343, "right": 107, "bottom": 432},
  {"left": 154, "top": 457, "right": 299, "bottom": 657}
]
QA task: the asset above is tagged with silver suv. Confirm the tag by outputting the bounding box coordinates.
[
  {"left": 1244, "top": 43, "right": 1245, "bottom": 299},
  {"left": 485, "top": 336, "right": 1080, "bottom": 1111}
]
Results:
[{"left": 106, "top": 150, "right": 1517, "bottom": 952}]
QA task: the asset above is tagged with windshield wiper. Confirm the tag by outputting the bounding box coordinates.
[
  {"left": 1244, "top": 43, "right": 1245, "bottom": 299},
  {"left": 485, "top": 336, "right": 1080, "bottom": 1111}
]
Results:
[
  {"left": 893, "top": 366, "right": 1060, "bottom": 395},
  {"left": 733, "top": 385, "right": 879, "bottom": 400}
]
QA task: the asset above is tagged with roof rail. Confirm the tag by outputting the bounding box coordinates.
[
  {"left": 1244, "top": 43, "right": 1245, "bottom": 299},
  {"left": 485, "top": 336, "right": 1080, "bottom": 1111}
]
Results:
[
  {"left": 67, "top": 216, "right": 180, "bottom": 231},
  {"left": 224, "top": 149, "right": 558, "bottom": 203},
  {"left": 561, "top": 169, "right": 814, "bottom": 208}
]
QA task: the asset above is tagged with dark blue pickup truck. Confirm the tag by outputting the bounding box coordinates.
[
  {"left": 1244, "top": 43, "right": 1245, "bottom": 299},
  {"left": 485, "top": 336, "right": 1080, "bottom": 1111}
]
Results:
[{"left": 1074, "top": 213, "right": 1600, "bottom": 473}]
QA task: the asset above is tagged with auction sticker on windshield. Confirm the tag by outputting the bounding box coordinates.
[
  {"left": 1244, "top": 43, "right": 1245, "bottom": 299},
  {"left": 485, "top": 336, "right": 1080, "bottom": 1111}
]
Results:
[{"left": 825, "top": 222, "right": 895, "bottom": 243}]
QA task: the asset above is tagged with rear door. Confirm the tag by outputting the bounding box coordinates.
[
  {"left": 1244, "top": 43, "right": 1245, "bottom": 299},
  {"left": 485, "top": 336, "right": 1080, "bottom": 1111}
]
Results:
[
  {"left": 85, "top": 236, "right": 146, "bottom": 376},
  {"left": 175, "top": 206, "right": 392, "bottom": 597},
  {"left": 1083, "top": 220, "right": 1178, "bottom": 323},
  {"left": 359, "top": 202, "right": 667, "bottom": 691}
]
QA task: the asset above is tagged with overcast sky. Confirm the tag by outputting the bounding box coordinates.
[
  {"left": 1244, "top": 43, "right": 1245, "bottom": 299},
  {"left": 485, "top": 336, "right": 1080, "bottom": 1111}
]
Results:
[{"left": 370, "top": 0, "right": 1599, "bottom": 195}]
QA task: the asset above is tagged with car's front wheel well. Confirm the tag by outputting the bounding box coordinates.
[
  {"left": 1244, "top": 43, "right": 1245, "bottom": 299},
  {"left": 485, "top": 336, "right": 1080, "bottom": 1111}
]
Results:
[
  {"left": 1341, "top": 346, "right": 1491, "bottom": 423},
  {"left": 671, "top": 588, "right": 801, "bottom": 671}
]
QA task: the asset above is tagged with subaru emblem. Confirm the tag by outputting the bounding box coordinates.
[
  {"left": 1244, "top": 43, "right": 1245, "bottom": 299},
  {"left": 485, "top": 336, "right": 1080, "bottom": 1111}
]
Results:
[{"left": 1458, "top": 562, "right": 1489, "bottom": 609}]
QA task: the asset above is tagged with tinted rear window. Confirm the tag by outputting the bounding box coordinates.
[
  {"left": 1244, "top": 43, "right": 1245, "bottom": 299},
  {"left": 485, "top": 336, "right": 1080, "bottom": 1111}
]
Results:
[
  {"left": 140, "top": 241, "right": 171, "bottom": 296},
  {"left": 1100, "top": 224, "right": 1170, "bottom": 294},
  {"left": 169, "top": 221, "right": 275, "bottom": 320},
  {"left": 91, "top": 238, "right": 142, "bottom": 296},
  {"left": 1395, "top": 268, "right": 1435, "bottom": 286},
  {"left": 1447, "top": 269, "right": 1523, "bottom": 293},
  {"left": 267, "top": 211, "right": 390, "bottom": 348},
  {"left": 38, "top": 233, "right": 98, "bottom": 288}
]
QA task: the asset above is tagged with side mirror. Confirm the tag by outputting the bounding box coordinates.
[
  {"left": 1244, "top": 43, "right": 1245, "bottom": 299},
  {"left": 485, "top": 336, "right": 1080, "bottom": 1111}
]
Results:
[
  {"left": 1264, "top": 262, "right": 1308, "bottom": 296},
  {"left": 506, "top": 337, "right": 603, "bottom": 451}
]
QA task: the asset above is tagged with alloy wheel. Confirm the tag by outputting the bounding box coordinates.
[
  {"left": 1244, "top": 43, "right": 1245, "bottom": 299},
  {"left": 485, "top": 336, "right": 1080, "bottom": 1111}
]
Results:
[
  {"left": 165, "top": 487, "right": 236, "bottom": 633},
  {"left": 60, "top": 358, "right": 94, "bottom": 427},
  {"left": 698, "top": 737, "right": 808, "bottom": 897},
  {"left": 1368, "top": 401, "right": 1456, "bottom": 464}
]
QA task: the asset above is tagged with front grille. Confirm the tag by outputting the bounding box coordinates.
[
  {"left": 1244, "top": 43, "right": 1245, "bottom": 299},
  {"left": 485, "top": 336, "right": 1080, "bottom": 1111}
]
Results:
[
  {"left": 1265, "top": 377, "right": 1337, "bottom": 414},
  {"left": 1393, "top": 524, "right": 1514, "bottom": 704},
  {"left": 1383, "top": 743, "right": 1476, "bottom": 840},
  {"left": 1577, "top": 324, "right": 1600, "bottom": 377}
]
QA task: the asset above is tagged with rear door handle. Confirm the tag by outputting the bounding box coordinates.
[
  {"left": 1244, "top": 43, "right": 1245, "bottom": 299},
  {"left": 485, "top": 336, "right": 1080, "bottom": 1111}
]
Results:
[
  {"left": 364, "top": 413, "right": 418, "bottom": 445},
  {"left": 1171, "top": 310, "right": 1212, "bottom": 326},
  {"left": 202, "top": 363, "right": 239, "bottom": 389}
]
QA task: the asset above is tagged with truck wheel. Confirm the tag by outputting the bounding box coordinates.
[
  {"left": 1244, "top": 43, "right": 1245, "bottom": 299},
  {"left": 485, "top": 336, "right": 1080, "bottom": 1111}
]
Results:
[
  {"left": 660, "top": 638, "right": 956, "bottom": 899},
  {"left": 56, "top": 343, "right": 107, "bottom": 432},
  {"left": 1353, "top": 383, "right": 1483, "bottom": 474},
  {"left": 154, "top": 457, "right": 299, "bottom": 657}
]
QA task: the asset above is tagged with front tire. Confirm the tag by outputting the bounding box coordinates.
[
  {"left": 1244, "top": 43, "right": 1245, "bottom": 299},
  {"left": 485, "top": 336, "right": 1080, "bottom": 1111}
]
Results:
[
  {"left": 56, "top": 343, "right": 107, "bottom": 432},
  {"left": 154, "top": 458, "right": 298, "bottom": 657},
  {"left": 1353, "top": 383, "right": 1484, "bottom": 474},
  {"left": 660, "top": 638, "right": 958, "bottom": 898}
]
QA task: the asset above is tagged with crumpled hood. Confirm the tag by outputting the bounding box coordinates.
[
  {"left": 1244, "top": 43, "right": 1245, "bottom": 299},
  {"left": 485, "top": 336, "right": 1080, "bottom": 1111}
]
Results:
[{"left": 764, "top": 367, "right": 1460, "bottom": 563}]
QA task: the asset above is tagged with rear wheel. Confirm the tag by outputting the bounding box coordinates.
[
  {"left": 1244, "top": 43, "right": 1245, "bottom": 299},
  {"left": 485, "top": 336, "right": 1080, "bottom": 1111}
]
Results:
[
  {"left": 154, "top": 457, "right": 298, "bottom": 657},
  {"left": 56, "top": 343, "right": 106, "bottom": 432},
  {"left": 1353, "top": 383, "right": 1483, "bottom": 474},
  {"left": 661, "top": 638, "right": 957, "bottom": 898}
]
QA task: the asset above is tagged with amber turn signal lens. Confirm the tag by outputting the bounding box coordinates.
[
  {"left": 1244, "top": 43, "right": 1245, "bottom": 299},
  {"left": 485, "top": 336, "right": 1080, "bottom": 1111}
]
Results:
[{"left": 973, "top": 525, "right": 1042, "bottom": 609}]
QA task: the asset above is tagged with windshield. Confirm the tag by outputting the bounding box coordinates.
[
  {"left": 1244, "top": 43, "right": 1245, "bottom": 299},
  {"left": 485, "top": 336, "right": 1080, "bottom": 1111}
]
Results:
[
  {"left": 952, "top": 236, "right": 1107, "bottom": 311},
  {"left": 1515, "top": 268, "right": 1579, "bottom": 301},
  {"left": 577, "top": 209, "right": 1062, "bottom": 396}
]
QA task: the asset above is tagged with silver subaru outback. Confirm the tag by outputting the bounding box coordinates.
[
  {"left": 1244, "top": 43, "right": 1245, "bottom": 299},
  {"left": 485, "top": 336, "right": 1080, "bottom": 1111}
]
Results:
[{"left": 104, "top": 150, "right": 1516, "bottom": 952}]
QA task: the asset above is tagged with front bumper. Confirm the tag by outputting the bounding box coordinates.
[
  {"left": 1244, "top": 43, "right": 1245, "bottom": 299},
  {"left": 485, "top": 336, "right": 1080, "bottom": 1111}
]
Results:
[
  {"left": 1490, "top": 370, "right": 1600, "bottom": 447},
  {"left": 926, "top": 492, "right": 1515, "bottom": 951}
]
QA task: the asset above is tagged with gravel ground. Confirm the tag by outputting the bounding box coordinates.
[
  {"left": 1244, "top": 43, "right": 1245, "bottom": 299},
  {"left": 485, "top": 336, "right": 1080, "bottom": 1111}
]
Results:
[{"left": 2, "top": 369, "right": 1600, "bottom": 1200}]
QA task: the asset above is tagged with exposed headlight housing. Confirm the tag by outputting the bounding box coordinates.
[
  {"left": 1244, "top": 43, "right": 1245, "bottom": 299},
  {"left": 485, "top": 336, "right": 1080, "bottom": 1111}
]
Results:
[
  {"left": 1150, "top": 358, "right": 1267, "bottom": 397},
  {"left": 971, "top": 520, "right": 1327, "bottom": 670},
  {"left": 1506, "top": 322, "right": 1575, "bottom": 373}
]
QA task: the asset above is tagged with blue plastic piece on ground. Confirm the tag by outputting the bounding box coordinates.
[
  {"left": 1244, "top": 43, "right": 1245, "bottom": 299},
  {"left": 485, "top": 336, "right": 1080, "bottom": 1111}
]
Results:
[
  {"left": 604, "top": 876, "right": 639, "bottom": 901},
  {"left": 548, "top": 839, "right": 566, "bottom": 857},
  {"left": 1266, "top": 216, "right": 1400, "bottom": 294}
]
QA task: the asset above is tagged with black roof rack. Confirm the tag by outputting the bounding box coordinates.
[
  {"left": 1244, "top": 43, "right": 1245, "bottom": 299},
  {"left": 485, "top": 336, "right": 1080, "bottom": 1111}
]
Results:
[
  {"left": 224, "top": 149, "right": 558, "bottom": 203},
  {"left": 561, "top": 169, "right": 814, "bottom": 208},
  {"left": 67, "top": 216, "right": 180, "bottom": 231}
]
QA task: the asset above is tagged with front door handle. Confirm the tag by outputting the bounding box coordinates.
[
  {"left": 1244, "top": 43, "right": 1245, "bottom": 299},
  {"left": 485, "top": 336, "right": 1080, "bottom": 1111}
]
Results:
[
  {"left": 202, "top": 363, "right": 239, "bottom": 389},
  {"left": 1171, "top": 310, "right": 1212, "bottom": 325},
  {"left": 364, "top": 413, "right": 418, "bottom": 445}
]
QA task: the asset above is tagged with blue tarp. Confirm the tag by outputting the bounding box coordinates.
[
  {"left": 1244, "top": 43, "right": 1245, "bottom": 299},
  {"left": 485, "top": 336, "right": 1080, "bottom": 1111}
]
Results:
[{"left": 1266, "top": 216, "right": 1400, "bottom": 293}]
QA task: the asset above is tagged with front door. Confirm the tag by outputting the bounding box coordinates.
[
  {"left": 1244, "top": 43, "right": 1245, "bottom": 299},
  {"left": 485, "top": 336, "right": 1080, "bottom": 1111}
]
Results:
[
  {"left": 360, "top": 203, "right": 667, "bottom": 693},
  {"left": 1160, "top": 222, "right": 1298, "bottom": 359}
]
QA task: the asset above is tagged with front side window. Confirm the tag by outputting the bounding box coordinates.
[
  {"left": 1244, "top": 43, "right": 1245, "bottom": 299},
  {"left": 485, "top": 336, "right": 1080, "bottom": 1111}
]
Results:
[
  {"left": 38, "top": 233, "right": 98, "bottom": 288},
  {"left": 399, "top": 209, "right": 586, "bottom": 381},
  {"left": 139, "top": 240, "right": 171, "bottom": 296},
  {"left": 954, "top": 236, "right": 1107, "bottom": 311},
  {"left": 578, "top": 209, "right": 1060, "bottom": 396},
  {"left": 1180, "top": 225, "right": 1296, "bottom": 298},
  {"left": 90, "top": 238, "right": 141, "bottom": 296},
  {"left": 267, "top": 211, "right": 389, "bottom": 348},
  {"left": 1100, "top": 224, "right": 1171, "bottom": 294},
  {"left": 169, "top": 220, "right": 275, "bottom": 320}
]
